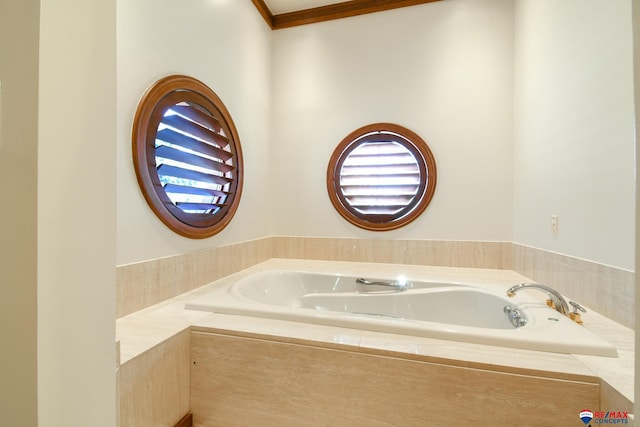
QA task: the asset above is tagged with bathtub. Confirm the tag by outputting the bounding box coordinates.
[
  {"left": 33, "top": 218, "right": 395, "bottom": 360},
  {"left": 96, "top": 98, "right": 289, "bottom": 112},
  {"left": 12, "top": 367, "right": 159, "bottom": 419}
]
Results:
[{"left": 185, "top": 269, "right": 618, "bottom": 357}]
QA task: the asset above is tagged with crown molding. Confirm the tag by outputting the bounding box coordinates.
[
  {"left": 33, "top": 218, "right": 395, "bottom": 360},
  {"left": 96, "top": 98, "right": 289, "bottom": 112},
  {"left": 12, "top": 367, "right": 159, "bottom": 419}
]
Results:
[{"left": 252, "top": 0, "right": 443, "bottom": 30}]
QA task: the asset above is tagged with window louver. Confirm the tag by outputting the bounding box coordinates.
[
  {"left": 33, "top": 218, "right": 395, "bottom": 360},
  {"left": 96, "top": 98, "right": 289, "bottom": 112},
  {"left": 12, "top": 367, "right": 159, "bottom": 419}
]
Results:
[
  {"left": 327, "top": 123, "right": 437, "bottom": 231},
  {"left": 155, "top": 103, "right": 235, "bottom": 215},
  {"left": 339, "top": 140, "right": 421, "bottom": 216},
  {"left": 132, "top": 75, "right": 243, "bottom": 239}
]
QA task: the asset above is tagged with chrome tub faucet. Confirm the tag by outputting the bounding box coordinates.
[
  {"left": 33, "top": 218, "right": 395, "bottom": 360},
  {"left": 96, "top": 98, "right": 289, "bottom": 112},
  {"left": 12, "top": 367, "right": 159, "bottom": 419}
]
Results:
[
  {"left": 506, "top": 283, "right": 571, "bottom": 315},
  {"left": 506, "top": 283, "right": 588, "bottom": 324}
]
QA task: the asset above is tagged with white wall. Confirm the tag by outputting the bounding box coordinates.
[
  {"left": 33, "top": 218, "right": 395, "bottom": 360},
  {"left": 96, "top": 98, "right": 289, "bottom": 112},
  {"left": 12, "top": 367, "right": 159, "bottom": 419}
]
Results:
[
  {"left": 37, "top": 0, "right": 117, "bottom": 425},
  {"left": 116, "top": 0, "right": 634, "bottom": 273},
  {"left": 117, "top": 0, "right": 272, "bottom": 265},
  {"left": 513, "top": 0, "right": 635, "bottom": 270},
  {"left": 271, "top": 0, "right": 515, "bottom": 242}
]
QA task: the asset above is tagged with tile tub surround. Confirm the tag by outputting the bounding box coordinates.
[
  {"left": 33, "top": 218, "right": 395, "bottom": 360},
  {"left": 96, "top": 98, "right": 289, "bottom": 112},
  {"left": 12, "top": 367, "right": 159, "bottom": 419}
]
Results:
[
  {"left": 117, "top": 238, "right": 273, "bottom": 317},
  {"left": 512, "top": 244, "right": 635, "bottom": 329},
  {"left": 271, "top": 237, "right": 511, "bottom": 269},
  {"left": 117, "top": 329, "right": 190, "bottom": 427},
  {"left": 116, "top": 237, "right": 510, "bottom": 318},
  {"left": 117, "top": 238, "right": 509, "bottom": 317},
  {"left": 117, "top": 237, "right": 633, "bottom": 329},
  {"left": 116, "top": 259, "right": 634, "bottom": 415}
]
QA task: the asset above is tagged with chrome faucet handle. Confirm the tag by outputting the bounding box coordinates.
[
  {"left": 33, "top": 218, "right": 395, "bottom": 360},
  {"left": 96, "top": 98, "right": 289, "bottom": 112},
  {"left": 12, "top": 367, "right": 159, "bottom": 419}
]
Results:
[
  {"left": 568, "top": 301, "right": 586, "bottom": 325},
  {"left": 569, "top": 301, "right": 586, "bottom": 314}
]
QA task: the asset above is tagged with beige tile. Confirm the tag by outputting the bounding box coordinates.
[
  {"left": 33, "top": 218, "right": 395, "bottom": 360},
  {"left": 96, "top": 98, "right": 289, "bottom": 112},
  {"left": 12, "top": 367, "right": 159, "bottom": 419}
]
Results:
[
  {"left": 511, "top": 243, "right": 634, "bottom": 328},
  {"left": 357, "top": 330, "right": 596, "bottom": 379},
  {"left": 404, "top": 239, "right": 436, "bottom": 265},
  {"left": 117, "top": 238, "right": 274, "bottom": 318},
  {"left": 116, "top": 263, "right": 143, "bottom": 318},
  {"left": 118, "top": 329, "right": 190, "bottom": 427},
  {"left": 272, "top": 235, "right": 304, "bottom": 259}
]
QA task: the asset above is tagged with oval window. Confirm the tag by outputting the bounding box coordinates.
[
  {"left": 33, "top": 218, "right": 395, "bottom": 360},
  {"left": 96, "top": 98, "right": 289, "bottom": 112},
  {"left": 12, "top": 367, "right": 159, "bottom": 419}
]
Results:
[
  {"left": 327, "top": 123, "right": 437, "bottom": 231},
  {"left": 132, "top": 75, "right": 243, "bottom": 238}
]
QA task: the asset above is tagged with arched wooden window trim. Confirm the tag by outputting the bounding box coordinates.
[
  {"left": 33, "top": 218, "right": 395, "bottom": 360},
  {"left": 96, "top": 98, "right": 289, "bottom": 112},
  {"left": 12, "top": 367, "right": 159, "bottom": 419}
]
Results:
[
  {"left": 132, "top": 75, "right": 243, "bottom": 239},
  {"left": 327, "top": 123, "right": 437, "bottom": 231}
]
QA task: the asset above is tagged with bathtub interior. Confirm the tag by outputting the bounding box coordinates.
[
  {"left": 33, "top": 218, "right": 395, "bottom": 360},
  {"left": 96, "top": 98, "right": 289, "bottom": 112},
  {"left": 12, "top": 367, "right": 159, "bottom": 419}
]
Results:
[
  {"left": 229, "top": 271, "right": 524, "bottom": 329},
  {"left": 231, "top": 270, "right": 449, "bottom": 306},
  {"left": 299, "top": 287, "right": 521, "bottom": 329}
]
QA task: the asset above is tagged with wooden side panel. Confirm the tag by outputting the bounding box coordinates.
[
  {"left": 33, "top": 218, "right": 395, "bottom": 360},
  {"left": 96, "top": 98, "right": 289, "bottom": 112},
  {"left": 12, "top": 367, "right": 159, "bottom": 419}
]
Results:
[
  {"left": 190, "top": 332, "right": 599, "bottom": 426},
  {"left": 118, "top": 329, "right": 191, "bottom": 427}
]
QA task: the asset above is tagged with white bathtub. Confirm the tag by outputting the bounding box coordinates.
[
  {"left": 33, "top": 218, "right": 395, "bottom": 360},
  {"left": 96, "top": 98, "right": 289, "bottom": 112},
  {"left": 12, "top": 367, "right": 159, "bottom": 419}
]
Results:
[{"left": 185, "top": 269, "right": 618, "bottom": 357}]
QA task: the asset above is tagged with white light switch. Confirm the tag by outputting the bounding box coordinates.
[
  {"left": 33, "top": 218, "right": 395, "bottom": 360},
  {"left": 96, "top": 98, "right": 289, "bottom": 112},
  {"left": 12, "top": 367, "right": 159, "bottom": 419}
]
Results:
[{"left": 551, "top": 215, "right": 558, "bottom": 234}]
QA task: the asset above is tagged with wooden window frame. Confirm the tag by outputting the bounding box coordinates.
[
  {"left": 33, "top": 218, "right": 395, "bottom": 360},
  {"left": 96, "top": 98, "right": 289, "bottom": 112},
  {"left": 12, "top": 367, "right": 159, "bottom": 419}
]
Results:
[
  {"left": 327, "top": 123, "right": 436, "bottom": 231},
  {"left": 132, "top": 75, "right": 243, "bottom": 239}
]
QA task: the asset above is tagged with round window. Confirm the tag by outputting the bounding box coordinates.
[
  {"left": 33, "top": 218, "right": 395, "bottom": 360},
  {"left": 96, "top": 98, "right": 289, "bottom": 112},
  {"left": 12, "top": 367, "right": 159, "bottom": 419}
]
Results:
[
  {"left": 326, "top": 123, "right": 437, "bottom": 231},
  {"left": 132, "top": 75, "right": 243, "bottom": 238}
]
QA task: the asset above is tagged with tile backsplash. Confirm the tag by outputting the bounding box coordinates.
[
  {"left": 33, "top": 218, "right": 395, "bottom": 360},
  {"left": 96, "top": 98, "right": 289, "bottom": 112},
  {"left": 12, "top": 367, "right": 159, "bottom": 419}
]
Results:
[
  {"left": 116, "top": 238, "right": 272, "bottom": 317},
  {"left": 511, "top": 243, "right": 634, "bottom": 329},
  {"left": 116, "top": 237, "right": 633, "bottom": 328}
]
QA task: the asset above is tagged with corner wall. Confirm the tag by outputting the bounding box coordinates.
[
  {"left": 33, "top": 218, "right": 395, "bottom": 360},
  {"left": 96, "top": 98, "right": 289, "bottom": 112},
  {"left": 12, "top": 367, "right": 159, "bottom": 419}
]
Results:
[
  {"left": 37, "top": 0, "right": 117, "bottom": 424},
  {"left": 116, "top": 0, "right": 273, "bottom": 265},
  {"left": 513, "top": 0, "right": 635, "bottom": 270},
  {"left": 270, "top": 0, "right": 515, "bottom": 242}
]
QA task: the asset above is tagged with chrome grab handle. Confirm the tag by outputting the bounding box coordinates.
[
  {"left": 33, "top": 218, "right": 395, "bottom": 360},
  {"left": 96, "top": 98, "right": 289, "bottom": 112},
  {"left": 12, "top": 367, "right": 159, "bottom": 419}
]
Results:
[{"left": 356, "top": 278, "right": 408, "bottom": 292}]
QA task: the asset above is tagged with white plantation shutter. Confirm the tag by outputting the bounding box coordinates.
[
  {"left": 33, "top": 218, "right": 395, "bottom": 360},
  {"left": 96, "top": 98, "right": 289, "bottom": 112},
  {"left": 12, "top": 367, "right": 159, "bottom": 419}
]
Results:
[
  {"left": 327, "top": 124, "right": 436, "bottom": 231},
  {"left": 133, "top": 75, "right": 243, "bottom": 238}
]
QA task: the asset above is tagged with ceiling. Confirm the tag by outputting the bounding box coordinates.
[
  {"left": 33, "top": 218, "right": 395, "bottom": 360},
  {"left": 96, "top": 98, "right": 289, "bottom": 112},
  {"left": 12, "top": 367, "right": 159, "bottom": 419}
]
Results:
[
  {"left": 265, "top": 0, "right": 341, "bottom": 15},
  {"left": 253, "top": 0, "right": 443, "bottom": 30}
]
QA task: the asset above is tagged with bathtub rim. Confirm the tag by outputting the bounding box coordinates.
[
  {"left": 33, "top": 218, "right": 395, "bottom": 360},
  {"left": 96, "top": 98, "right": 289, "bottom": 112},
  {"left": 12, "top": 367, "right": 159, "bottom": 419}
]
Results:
[{"left": 184, "top": 266, "right": 619, "bottom": 358}]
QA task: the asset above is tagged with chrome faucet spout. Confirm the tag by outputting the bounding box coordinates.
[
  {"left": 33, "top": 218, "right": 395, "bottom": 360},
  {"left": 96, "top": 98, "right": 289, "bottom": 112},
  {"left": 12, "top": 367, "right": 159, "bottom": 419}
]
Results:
[{"left": 506, "top": 283, "right": 570, "bottom": 315}]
